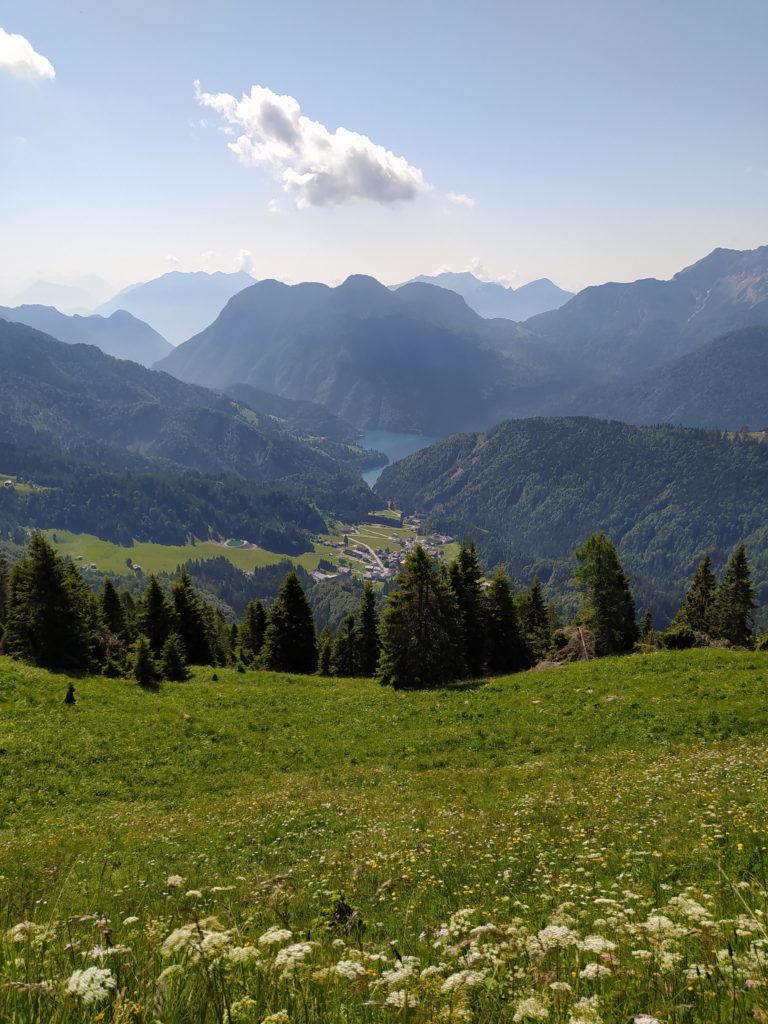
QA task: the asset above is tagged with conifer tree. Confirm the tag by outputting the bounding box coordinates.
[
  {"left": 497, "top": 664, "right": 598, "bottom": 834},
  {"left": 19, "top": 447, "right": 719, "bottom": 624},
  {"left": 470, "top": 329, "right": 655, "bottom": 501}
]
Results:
[
  {"left": 355, "top": 582, "right": 380, "bottom": 677},
  {"left": 517, "top": 577, "right": 552, "bottom": 662},
  {"left": 485, "top": 566, "right": 533, "bottom": 674},
  {"left": 5, "top": 534, "right": 91, "bottom": 670},
  {"left": 713, "top": 543, "right": 756, "bottom": 646},
  {"left": 572, "top": 533, "right": 638, "bottom": 655},
  {"left": 262, "top": 570, "right": 317, "bottom": 673},
  {"left": 136, "top": 575, "right": 173, "bottom": 657},
  {"left": 316, "top": 629, "right": 332, "bottom": 676},
  {"left": 100, "top": 577, "right": 126, "bottom": 637},
  {"left": 132, "top": 635, "right": 157, "bottom": 688},
  {"left": 673, "top": 554, "right": 717, "bottom": 634},
  {"left": 171, "top": 568, "right": 212, "bottom": 664},
  {"left": 0, "top": 551, "right": 9, "bottom": 626},
  {"left": 449, "top": 541, "right": 487, "bottom": 678},
  {"left": 638, "top": 608, "right": 654, "bottom": 640},
  {"left": 160, "top": 632, "right": 189, "bottom": 681},
  {"left": 377, "top": 545, "right": 464, "bottom": 689},
  {"left": 330, "top": 613, "right": 358, "bottom": 676},
  {"left": 238, "top": 599, "right": 267, "bottom": 664}
]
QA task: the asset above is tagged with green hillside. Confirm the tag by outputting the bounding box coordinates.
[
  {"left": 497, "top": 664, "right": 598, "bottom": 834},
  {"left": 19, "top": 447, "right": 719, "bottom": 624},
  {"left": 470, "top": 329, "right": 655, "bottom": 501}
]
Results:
[{"left": 1, "top": 651, "right": 767, "bottom": 1022}]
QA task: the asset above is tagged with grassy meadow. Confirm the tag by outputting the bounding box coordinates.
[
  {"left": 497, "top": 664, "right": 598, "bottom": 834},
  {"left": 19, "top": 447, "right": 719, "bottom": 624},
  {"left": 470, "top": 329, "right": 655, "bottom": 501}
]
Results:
[{"left": 1, "top": 650, "right": 768, "bottom": 1022}]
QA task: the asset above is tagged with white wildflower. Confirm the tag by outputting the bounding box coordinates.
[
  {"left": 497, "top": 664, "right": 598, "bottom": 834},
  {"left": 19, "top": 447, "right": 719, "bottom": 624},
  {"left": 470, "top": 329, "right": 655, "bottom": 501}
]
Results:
[
  {"left": 440, "top": 969, "right": 487, "bottom": 992},
  {"left": 185, "top": 889, "right": 203, "bottom": 899},
  {"left": 122, "top": 916, "right": 140, "bottom": 926},
  {"left": 258, "top": 926, "right": 292, "bottom": 946},
  {"left": 550, "top": 981, "right": 572, "bottom": 992},
  {"left": 227, "top": 945, "right": 261, "bottom": 964},
  {"left": 514, "top": 995, "right": 550, "bottom": 1021},
  {"left": 385, "top": 989, "right": 418, "bottom": 1008},
  {"left": 568, "top": 995, "right": 603, "bottom": 1024},
  {"left": 579, "top": 962, "right": 612, "bottom": 980},
  {"left": 529, "top": 924, "right": 580, "bottom": 954},
  {"left": 380, "top": 956, "right": 420, "bottom": 987},
  {"left": 260, "top": 1012, "right": 290, "bottom": 1024},
  {"left": 580, "top": 935, "right": 616, "bottom": 954},
  {"left": 273, "top": 941, "right": 314, "bottom": 973},
  {"left": 332, "top": 959, "right": 367, "bottom": 981},
  {"left": 166, "top": 875, "right": 186, "bottom": 889},
  {"left": 66, "top": 967, "right": 116, "bottom": 1005}
]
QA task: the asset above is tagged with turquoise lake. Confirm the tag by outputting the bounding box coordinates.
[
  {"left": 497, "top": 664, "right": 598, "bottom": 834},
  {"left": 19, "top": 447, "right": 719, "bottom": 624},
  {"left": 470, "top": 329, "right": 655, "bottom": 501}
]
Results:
[{"left": 360, "top": 430, "right": 440, "bottom": 487}]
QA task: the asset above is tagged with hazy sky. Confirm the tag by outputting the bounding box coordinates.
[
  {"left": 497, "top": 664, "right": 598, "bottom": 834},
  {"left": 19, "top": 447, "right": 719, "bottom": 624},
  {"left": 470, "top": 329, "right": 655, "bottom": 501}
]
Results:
[{"left": 1, "top": 0, "right": 767, "bottom": 302}]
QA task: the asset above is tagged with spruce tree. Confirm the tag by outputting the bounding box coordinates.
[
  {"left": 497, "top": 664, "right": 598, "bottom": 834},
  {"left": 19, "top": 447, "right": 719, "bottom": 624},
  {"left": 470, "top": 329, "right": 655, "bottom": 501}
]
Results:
[
  {"left": 160, "top": 632, "right": 189, "bottom": 681},
  {"left": 0, "top": 551, "right": 9, "bottom": 626},
  {"left": 316, "top": 629, "right": 332, "bottom": 676},
  {"left": 238, "top": 599, "right": 267, "bottom": 664},
  {"left": 132, "top": 634, "right": 157, "bottom": 688},
  {"left": 330, "top": 613, "right": 358, "bottom": 676},
  {"left": 261, "top": 570, "right": 317, "bottom": 674},
  {"left": 638, "top": 608, "right": 654, "bottom": 641},
  {"left": 377, "top": 545, "right": 464, "bottom": 689},
  {"left": 517, "top": 577, "right": 552, "bottom": 662},
  {"left": 100, "top": 577, "right": 126, "bottom": 637},
  {"left": 171, "top": 568, "right": 212, "bottom": 665},
  {"left": 136, "top": 575, "right": 172, "bottom": 657},
  {"left": 713, "top": 543, "right": 756, "bottom": 646},
  {"left": 572, "top": 533, "right": 638, "bottom": 655},
  {"left": 449, "top": 541, "right": 487, "bottom": 678},
  {"left": 5, "top": 534, "right": 91, "bottom": 671},
  {"left": 485, "top": 566, "right": 533, "bottom": 675},
  {"left": 674, "top": 554, "right": 717, "bottom": 634},
  {"left": 355, "top": 582, "right": 380, "bottom": 677}
]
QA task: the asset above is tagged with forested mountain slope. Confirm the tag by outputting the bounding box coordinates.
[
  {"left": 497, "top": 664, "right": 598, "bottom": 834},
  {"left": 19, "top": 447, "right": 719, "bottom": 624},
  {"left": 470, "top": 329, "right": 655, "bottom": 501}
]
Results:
[
  {"left": 0, "top": 304, "right": 172, "bottom": 366},
  {"left": 560, "top": 326, "right": 768, "bottom": 429},
  {"left": 374, "top": 416, "right": 768, "bottom": 621}
]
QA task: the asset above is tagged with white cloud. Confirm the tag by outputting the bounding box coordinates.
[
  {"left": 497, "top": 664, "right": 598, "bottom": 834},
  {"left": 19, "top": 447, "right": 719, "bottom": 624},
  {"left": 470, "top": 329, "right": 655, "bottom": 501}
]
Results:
[
  {"left": 446, "top": 192, "right": 476, "bottom": 208},
  {"left": 0, "top": 27, "right": 55, "bottom": 80},
  {"left": 267, "top": 198, "right": 282, "bottom": 215},
  {"left": 234, "top": 249, "right": 256, "bottom": 275},
  {"left": 194, "top": 81, "right": 428, "bottom": 208},
  {"left": 165, "top": 254, "right": 182, "bottom": 270},
  {"left": 434, "top": 257, "right": 521, "bottom": 289}
]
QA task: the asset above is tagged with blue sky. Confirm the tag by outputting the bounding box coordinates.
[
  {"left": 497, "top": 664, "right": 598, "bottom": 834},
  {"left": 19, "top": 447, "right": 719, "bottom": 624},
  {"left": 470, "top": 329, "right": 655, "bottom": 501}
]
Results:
[{"left": 1, "top": 0, "right": 767, "bottom": 302}]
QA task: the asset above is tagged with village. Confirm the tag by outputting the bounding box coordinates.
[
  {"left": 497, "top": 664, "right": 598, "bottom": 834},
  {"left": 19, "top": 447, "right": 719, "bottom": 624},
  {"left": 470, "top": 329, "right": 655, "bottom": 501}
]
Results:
[{"left": 309, "top": 514, "right": 455, "bottom": 584}]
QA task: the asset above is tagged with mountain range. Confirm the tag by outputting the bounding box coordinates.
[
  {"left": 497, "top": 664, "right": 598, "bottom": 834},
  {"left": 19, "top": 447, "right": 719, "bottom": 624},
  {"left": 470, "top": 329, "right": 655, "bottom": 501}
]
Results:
[
  {"left": 0, "top": 304, "right": 172, "bottom": 367},
  {"left": 97, "top": 270, "right": 255, "bottom": 344},
  {"left": 154, "top": 275, "right": 545, "bottom": 433},
  {"left": 397, "top": 272, "right": 574, "bottom": 319}
]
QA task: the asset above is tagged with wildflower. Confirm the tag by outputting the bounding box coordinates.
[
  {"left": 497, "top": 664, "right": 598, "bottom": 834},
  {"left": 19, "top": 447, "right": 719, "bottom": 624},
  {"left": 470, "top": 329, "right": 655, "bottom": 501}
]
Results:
[
  {"left": 227, "top": 946, "right": 261, "bottom": 965},
  {"left": 185, "top": 889, "right": 203, "bottom": 899},
  {"left": 66, "top": 967, "right": 116, "bottom": 1005},
  {"left": 440, "top": 969, "right": 487, "bottom": 992},
  {"left": 224, "top": 997, "right": 258, "bottom": 1022},
  {"left": 122, "top": 916, "right": 140, "bottom": 926},
  {"left": 568, "top": 995, "right": 603, "bottom": 1024},
  {"left": 273, "top": 942, "right": 315, "bottom": 973},
  {"left": 386, "top": 989, "right": 418, "bottom": 1008},
  {"left": 260, "top": 1012, "right": 290, "bottom": 1024},
  {"left": 579, "top": 962, "right": 611, "bottom": 980},
  {"left": 514, "top": 995, "right": 550, "bottom": 1021},
  {"left": 550, "top": 981, "right": 572, "bottom": 993},
  {"left": 529, "top": 924, "right": 580, "bottom": 954},
  {"left": 633, "top": 1017, "right": 662, "bottom": 1024},
  {"left": 166, "top": 875, "right": 185, "bottom": 889},
  {"left": 580, "top": 935, "right": 616, "bottom": 954},
  {"left": 332, "top": 959, "right": 367, "bottom": 981},
  {"left": 258, "top": 926, "right": 292, "bottom": 946}
]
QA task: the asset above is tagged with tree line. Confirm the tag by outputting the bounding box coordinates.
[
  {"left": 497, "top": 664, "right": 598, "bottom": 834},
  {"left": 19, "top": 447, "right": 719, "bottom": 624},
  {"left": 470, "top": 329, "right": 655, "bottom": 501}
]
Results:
[{"left": 0, "top": 531, "right": 759, "bottom": 689}]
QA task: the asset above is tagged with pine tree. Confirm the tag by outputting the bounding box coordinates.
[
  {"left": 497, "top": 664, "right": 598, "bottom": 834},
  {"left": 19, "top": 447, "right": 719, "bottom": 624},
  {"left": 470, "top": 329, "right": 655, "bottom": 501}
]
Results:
[
  {"left": 132, "top": 634, "right": 157, "bottom": 688},
  {"left": 330, "top": 613, "right": 358, "bottom": 676},
  {"left": 673, "top": 554, "right": 717, "bottom": 634},
  {"left": 238, "top": 599, "right": 267, "bottom": 664},
  {"left": 713, "top": 543, "right": 756, "bottom": 646},
  {"left": 136, "top": 575, "right": 172, "bottom": 657},
  {"left": 160, "top": 632, "right": 189, "bottom": 681},
  {"left": 572, "top": 533, "right": 638, "bottom": 655},
  {"left": 448, "top": 541, "right": 487, "bottom": 678},
  {"left": 262, "top": 571, "right": 317, "bottom": 674},
  {"left": 355, "top": 582, "right": 380, "bottom": 677},
  {"left": 0, "top": 551, "right": 9, "bottom": 626},
  {"left": 517, "top": 577, "right": 552, "bottom": 662},
  {"left": 316, "top": 629, "right": 332, "bottom": 676},
  {"left": 485, "top": 566, "right": 533, "bottom": 674},
  {"left": 377, "top": 545, "right": 464, "bottom": 689},
  {"left": 4, "top": 534, "right": 91, "bottom": 670},
  {"left": 100, "top": 577, "right": 126, "bottom": 637},
  {"left": 638, "top": 608, "right": 654, "bottom": 640},
  {"left": 171, "top": 568, "right": 212, "bottom": 665}
]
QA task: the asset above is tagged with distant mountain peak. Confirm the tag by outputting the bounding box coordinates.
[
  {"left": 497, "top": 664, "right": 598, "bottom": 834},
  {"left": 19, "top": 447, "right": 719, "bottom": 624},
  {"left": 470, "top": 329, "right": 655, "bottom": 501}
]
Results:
[{"left": 393, "top": 272, "right": 574, "bottom": 321}]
